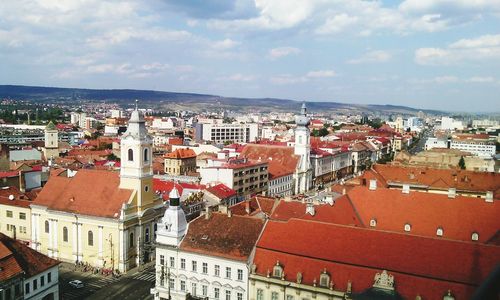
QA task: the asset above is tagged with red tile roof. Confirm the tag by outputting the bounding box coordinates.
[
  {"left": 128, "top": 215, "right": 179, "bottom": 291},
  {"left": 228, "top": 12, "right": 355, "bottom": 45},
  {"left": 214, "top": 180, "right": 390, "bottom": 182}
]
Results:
[
  {"left": 34, "top": 169, "right": 133, "bottom": 218},
  {"left": 164, "top": 148, "right": 197, "bottom": 159},
  {"left": 254, "top": 219, "right": 500, "bottom": 299},
  {"left": 153, "top": 179, "right": 205, "bottom": 200},
  {"left": 240, "top": 144, "right": 298, "bottom": 179},
  {"left": 346, "top": 186, "right": 500, "bottom": 243},
  {"left": 271, "top": 199, "right": 362, "bottom": 227},
  {"left": 230, "top": 196, "right": 278, "bottom": 217},
  {"left": 180, "top": 213, "right": 265, "bottom": 261},
  {"left": 0, "top": 233, "right": 59, "bottom": 281},
  {"left": 0, "top": 186, "right": 33, "bottom": 208},
  {"left": 205, "top": 184, "right": 236, "bottom": 199}
]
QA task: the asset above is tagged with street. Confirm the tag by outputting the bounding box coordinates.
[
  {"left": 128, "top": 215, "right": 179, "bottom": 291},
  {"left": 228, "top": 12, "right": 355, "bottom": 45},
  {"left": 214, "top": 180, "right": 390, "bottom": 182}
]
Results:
[{"left": 59, "top": 265, "right": 155, "bottom": 300}]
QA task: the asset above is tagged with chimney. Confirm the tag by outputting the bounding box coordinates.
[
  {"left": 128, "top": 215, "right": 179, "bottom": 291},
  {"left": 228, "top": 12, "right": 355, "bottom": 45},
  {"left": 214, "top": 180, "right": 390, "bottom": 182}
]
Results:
[
  {"left": 306, "top": 203, "right": 315, "bottom": 216},
  {"left": 245, "top": 200, "right": 251, "bottom": 214},
  {"left": 485, "top": 191, "right": 493, "bottom": 203},
  {"left": 342, "top": 188, "right": 346, "bottom": 195},
  {"left": 18, "top": 171, "right": 25, "bottom": 193},
  {"left": 402, "top": 184, "right": 410, "bottom": 194},
  {"left": 227, "top": 209, "right": 232, "bottom": 218},
  {"left": 448, "top": 188, "right": 456, "bottom": 199},
  {"left": 369, "top": 179, "right": 377, "bottom": 191},
  {"left": 205, "top": 207, "right": 211, "bottom": 220}
]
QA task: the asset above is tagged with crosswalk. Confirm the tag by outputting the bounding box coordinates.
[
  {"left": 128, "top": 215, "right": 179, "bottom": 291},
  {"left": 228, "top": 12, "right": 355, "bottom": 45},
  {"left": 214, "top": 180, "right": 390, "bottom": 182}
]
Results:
[
  {"left": 63, "top": 277, "right": 121, "bottom": 299},
  {"left": 87, "top": 276, "right": 121, "bottom": 289},
  {"left": 133, "top": 271, "right": 156, "bottom": 282}
]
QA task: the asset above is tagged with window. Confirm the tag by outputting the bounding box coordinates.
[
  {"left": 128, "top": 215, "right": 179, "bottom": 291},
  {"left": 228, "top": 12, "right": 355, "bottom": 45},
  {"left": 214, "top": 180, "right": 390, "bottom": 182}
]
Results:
[
  {"left": 63, "top": 227, "right": 68, "bottom": 242},
  {"left": 45, "top": 220, "right": 49, "bottom": 233},
  {"left": 88, "top": 231, "right": 94, "bottom": 246},
  {"left": 202, "top": 262, "right": 208, "bottom": 274},
  {"left": 128, "top": 149, "right": 134, "bottom": 161},
  {"left": 472, "top": 232, "right": 479, "bottom": 241},
  {"left": 214, "top": 288, "right": 220, "bottom": 299},
  {"left": 214, "top": 265, "right": 220, "bottom": 276},
  {"left": 257, "top": 289, "right": 264, "bottom": 300},
  {"left": 273, "top": 262, "right": 282, "bottom": 278},
  {"left": 19, "top": 212, "right": 26, "bottom": 220},
  {"left": 226, "top": 267, "right": 231, "bottom": 279},
  {"left": 160, "top": 255, "right": 165, "bottom": 266},
  {"left": 202, "top": 285, "right": 208, "bottom": 296},
  {"left": 237, "top": 269, "right": 243, "bottom": 281},
  {"left": 237, "top": 293, "right": 243, "bottom": 300},
  {"left": 180, "top": 258, "right": 186, "bottom": 270},
  {"left": 225, "top": 290, "right": 231, "bottom": 300},
  {"left": 169, "top": 278, "right": 175, "bottom": 289},
  {"left": 25, "top": 282, "right": 30, "bottom": 294},
  {"left": 180, "top": 280, "right": 186, "bottom": 291},
  {"left": 404, "top": 223, "right": 411, "bottom": 232},
  {"left": 192, "top": 283, "right": 197, "bottom": 296},
  {"left": 144, "top": 148, "right": 149, "bottom": 162},
  {"left": 319, "top": 269, "right": 330, "bottom": 287},
  {"left": 130, "top": 232, "right": 134, "bottom": 248},
  {"left": 436, "top": 227, "right": 444, "bottom": 237},
  {"left": 370, "top": 219, "right": 377, "bottom": 227},
  {"left": 145, "top": 227, "right": 150, "bottom": 243},
  {"left": 192, "top": 261, "right": 197, "bottom": 272},
  {"left": 33, "top": 279, "right": 38, "bottom": 290},
  {"left": 170, "top": 257, "right": 175, "bottom": 268},
  {"left": 6, "top": 210, "right": 13, "bottom": 218},
  {"left": 41, "top": 275, "right": 45, "bottom": 286},
  {"left": 272, "top": 292, "right": 279, "bottom": 300},
  {"left": 287, "top": 296, "right": 294, "bottom": 300},
  {"left": 48, "top": 272, "right": 52, "bottom": 283}
]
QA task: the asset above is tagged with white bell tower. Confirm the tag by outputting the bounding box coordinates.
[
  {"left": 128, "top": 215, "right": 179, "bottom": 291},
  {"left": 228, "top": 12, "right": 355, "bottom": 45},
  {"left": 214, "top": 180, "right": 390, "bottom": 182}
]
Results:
[
  {"left": 120, "top": 100, "right": 155, "bottom": 211},
  {"left": 43, "top": 121, "right": 59, "bottom": 159},
  {"left": 156, "top": 187, "right": 187, "bottom": 247},
  {"left": 294, "top": 102, "right": 312, "bottom": 194}
]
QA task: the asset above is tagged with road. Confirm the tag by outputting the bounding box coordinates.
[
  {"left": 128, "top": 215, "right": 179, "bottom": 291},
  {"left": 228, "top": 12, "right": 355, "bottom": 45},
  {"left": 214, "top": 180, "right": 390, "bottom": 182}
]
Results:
[
  {"left": 59, "top": 265, "right": 155, "bottom": 300},
  {"left": 408, "top": 129, "right": 430, "bottom": 155}
]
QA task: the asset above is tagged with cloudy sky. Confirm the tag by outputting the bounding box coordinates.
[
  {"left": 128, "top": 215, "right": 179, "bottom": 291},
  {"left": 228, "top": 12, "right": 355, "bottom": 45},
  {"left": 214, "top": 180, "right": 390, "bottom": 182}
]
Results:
[{"left": 1, "top": 0, "right": 500, "bottom": 112}]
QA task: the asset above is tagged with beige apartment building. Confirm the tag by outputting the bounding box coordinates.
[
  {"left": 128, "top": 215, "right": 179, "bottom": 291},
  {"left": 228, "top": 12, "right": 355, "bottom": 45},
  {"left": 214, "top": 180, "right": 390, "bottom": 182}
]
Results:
[
  {"left": 0, "top": 186, "right": 32, "bottom": 244},
  {"left": 164, "top": 148, "right": 197, "bottom": 175}
]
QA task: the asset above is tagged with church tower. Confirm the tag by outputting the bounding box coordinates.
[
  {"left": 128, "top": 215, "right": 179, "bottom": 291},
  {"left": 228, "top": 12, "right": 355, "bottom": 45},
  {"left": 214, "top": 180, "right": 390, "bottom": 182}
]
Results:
[
  {"left": 43, "top": 121, "right": 59, "bottom": 160},
  {"left": 120, "top": 101, "right": 155, "bottom": 212},
  {"left": 294, "top": 102, "right": 312, "bottom": 194},
  {"left": 156, "top": 186, "right": 187, "bottom": 247}
]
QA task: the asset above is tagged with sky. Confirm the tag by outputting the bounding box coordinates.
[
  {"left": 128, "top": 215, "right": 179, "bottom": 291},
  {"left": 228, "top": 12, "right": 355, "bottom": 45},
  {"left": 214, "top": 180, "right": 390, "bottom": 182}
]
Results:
[{"left": 1, "top": 0, "right": 500, "bottom": 112}]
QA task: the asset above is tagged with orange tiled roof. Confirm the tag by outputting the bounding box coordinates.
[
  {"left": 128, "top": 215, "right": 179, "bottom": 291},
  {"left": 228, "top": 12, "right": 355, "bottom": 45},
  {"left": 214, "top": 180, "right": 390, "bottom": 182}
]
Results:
[
  {"left": 180, "top": 213, "right": 264, "bottom": 261},
  {"left": 240, "top": 144, "right": 299, "bottom": 179},
  {"left": 0, "top": 186, "right": 33, "bottom": 208},
  {"left": 164, "top": 148, "right": 196, "bottom": 159},
  {"left": 34, "top": 169, "right": 133, "bottom": 218}
]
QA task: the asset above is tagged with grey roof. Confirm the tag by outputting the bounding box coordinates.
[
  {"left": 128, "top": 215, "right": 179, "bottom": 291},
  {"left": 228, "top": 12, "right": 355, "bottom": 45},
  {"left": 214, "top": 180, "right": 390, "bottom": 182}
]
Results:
[{"left": 9, "top": 149, "right": 42, "bottom": 162}]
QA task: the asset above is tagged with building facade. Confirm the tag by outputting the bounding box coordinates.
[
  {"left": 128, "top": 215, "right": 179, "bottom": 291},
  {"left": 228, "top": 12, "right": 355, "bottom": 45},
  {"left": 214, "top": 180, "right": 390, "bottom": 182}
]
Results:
[{"left": 199, "top": 123, "right": 259, "bottom": 144}]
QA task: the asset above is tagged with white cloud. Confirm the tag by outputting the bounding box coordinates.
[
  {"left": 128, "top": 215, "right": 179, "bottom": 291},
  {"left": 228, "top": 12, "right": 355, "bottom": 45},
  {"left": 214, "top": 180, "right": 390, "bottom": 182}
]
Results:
[
  {"left": 270, "top": 74, "right": 308, "bottom": 85},
  {"left": 306, "top": 70, "right": 336, "bottom": 78},
  {"left": 218, "top": 73, "right": 255, "bottom": 82},
  {"left": 466, "top": 76, "right": 495, "bottom": 83},
  {"left": 212, "top": 38, "right": 240, "bottom": 50},
  {"left": 348, "top": 50, "right": 391, "bottom": 64},
  {"left": 315, "top": 13, "right": 358, "bottom": 35},
  {"left": 269, "top": 47, "right": 301, "bottom": 59},
  {"left": 415, "top": 34, "right": 500, "bottom": 65}
]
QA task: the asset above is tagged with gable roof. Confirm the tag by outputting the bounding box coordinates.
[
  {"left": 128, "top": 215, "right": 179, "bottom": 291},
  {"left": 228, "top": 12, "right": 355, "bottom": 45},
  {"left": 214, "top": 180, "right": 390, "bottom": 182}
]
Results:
[
  {"left": 346, "top": 186, "right": 500, "bottom": 243},
  {"left": 240, "top": 144, "right": 299, "bottom": 179},
  {"left": 164, "top": 148, "right": 197, "bottom": 159},
  {"left": 0, "top": 233, "right": 59, "bottom": 281},
  {"left": 205, "top": 183, "right": 236, "bottom": 199},
  {"left": 230, "top": 196, "right": 278, "bottom": 218},
  {"left": 33, "top": 169, "right": 133, "bottom": 218},
  {"left": 180, "top": 213, "right": 265, "bottom": 261}
]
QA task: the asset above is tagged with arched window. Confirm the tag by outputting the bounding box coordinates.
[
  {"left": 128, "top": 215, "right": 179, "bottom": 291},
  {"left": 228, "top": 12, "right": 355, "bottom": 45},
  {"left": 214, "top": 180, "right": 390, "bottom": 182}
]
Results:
[
  {"left": 436, "top": 227, "right": 444, "bottom": 237},
  {"left": 404, "top": 223, "right": 411, "bottom": 232},
  {"left": 45, "top": 221, "right": 50, "bottom": 233},
  {"left": 145, "top": 227, "right": 150, "bottom": 243},
  {"left": 63, "top": 227, "right": 68, "bottom": 242},
  {"left": 88, "top": 231, "right": 94, "bottom": 246},
  {"left": 471, "top": 232, "right": 479, "bottom": 241},
  {"left": 128, "top": 149, "right": 134, "bottom": 161},
  {"left": 272, "top": 261, "right": 283, "bottom": 278},
  {"left": 370, "top": 219, "right": 377, "bottom": 227},
  {"left": 319, "top": 269, "right": 330, "bottom": 288},
  {"left": 154, "top": 223, "right": 157, "bottom": 240},
  {"left": 129, "top": 232, "right": 134, "bottom": 248},
  {"left": 144, "top": 148, "right": 149, "bottom": 162}
]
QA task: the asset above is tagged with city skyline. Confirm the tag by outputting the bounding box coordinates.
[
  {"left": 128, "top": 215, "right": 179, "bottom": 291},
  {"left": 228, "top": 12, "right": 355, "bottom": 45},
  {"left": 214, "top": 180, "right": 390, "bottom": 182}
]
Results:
[{"left": 1, "top": 0, "right": 500, "bottom": 112}]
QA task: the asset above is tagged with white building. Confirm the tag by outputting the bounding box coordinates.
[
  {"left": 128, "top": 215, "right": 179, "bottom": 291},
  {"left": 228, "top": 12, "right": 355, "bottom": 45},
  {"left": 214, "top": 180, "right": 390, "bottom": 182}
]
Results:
[
  {"left": 293, "top": 103, "right": 313, "bottom": 194},
  {"left": 198, "top": 123, "right": 259, "bottom": 144},
  {"left": 152, "top": 117, "right": 178, "bottom": 130},
  {"left": 440, "top": 117, "right": 464, "bottom": 131},
  {"left": 152, "top": 191, "right": 265, "bottom": 300},
  {"left": 425, "top": 137, "right": 449, "bottom": 151},
  {"left": 110, "top": 109, "right": 124, "bottom": 118},
  {"left": 450, "top": 137, "right": 496, "bottom": 157},
  {"left": 472, "top": 119, "right": 498, "bottom": 128}
]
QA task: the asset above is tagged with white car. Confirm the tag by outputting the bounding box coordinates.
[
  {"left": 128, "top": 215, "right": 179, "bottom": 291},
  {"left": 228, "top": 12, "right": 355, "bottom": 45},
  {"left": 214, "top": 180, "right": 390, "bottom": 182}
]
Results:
[{"left": 68, "top": 280, "right": 84, "bottom": 289}]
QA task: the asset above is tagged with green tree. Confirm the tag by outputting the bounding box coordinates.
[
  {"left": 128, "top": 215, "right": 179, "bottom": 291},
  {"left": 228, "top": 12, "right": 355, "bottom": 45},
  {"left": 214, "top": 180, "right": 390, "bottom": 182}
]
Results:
[{"left": 458, "top": 156, "right": 466, "bottom": 170}]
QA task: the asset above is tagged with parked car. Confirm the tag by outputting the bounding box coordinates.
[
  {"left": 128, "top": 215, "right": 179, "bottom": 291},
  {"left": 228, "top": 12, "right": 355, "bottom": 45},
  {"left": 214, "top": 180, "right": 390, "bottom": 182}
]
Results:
[{"left": 69, "top": 280, "right": 84, "bottom": 288}]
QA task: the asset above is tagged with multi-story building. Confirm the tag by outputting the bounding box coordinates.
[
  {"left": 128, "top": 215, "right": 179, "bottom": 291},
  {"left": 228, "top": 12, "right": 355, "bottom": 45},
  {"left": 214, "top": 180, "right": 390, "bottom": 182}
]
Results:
[
  {"left": 424, "top": 137, "right": 448, "bottom": 150},
  {"left": 200, "top": 158, "right": 268, "bottom": 198},
  {"left": 440, "top": 116, "right": 464, "bottom": 131},
  {"left": 0, "top": 187, "right": 32, "bottom": 245},
  {"left": 164, "top": 148, "right": 197, "bottom": 175},
  {"left": 151, "top": 190, "right": 265, "bottom": 300},
  {"left": 197, "top": 123, "right": 259, "bottom": 144},
  {"left": 472, "top": 119, "right": 498, "bottom": 128},
  {"left": 30, "top": 106, "right": 164, "bottom": 272},
  {"left": 450, "top": 134, "right": 496, "bottom": 157},
  {"left": 0, "top": 233, "right": 60, "bottom": 300}
]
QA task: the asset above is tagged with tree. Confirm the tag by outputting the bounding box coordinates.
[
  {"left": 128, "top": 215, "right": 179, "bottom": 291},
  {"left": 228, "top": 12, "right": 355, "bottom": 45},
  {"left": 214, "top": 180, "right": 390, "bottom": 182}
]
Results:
[{"left": 458, "top": 156, "right": 466, "bottom": 170}]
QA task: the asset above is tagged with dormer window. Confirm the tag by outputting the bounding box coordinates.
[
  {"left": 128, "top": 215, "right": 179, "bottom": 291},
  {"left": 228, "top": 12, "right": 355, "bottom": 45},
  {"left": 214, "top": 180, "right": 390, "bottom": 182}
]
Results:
[
  {"left": 319, "top": 269, "right": 330, "bottom": 288},
  {"left": 404, "top": 223, "right": 411, "bottom": 232},
  {"left": 471, "top": 232, "right": 479, "bottom": 241},
  {"left": 128, "top": 149, "right": 134, "bottom": 161},
  {"left": 370, "top": 219, "right": 377, "bottom": 227},
  {"left": 272, "top": 261, "right": 283, "bottom": 278},
  {"left": 436, "top": 227, "right": 444, "bottom": 237}
]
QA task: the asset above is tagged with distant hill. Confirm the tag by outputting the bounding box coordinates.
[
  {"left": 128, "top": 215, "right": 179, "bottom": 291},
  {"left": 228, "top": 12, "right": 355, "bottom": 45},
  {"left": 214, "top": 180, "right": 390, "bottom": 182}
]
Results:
[{"left": 0, "top": 85, "right": 444, "bottom": 115}]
